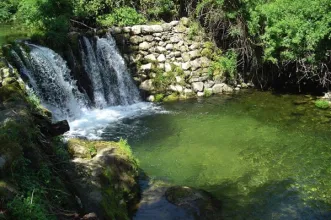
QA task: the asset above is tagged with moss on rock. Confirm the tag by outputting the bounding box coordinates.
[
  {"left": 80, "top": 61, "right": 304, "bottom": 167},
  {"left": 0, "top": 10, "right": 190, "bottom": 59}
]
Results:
[
  {"left": 67, "top": 138, "right": 140, "bottom": 219},
  {"left": 163, "top": 93, "right": 180, "bottom": 102}
]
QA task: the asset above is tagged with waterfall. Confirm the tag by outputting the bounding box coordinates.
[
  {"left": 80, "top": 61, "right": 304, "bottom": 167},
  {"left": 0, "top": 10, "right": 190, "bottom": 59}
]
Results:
[
  {"left": 10, "top": 33, "right": 142, "bottom": 121},
  {"left": 80, "top": 34, "right": 141, "bottom": 106},
  {"left": 12, "top": 44, "right": 89, "bottom": 120},
  {"left": 80, "top": 36, "right": 108, "bottom": 108},
  {"left": 94, "top": 34, "right": 141, "bottom": 105}
]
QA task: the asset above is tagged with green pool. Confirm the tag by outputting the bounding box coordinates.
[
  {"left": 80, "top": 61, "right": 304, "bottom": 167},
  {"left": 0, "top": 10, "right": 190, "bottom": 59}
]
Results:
[{"left": 103, "top": 90, "right": 331, "bottom": 219}]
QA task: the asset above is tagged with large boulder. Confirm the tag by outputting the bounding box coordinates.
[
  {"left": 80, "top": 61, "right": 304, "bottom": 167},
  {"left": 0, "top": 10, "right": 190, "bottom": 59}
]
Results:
[
  {"left": 223, "top": 84, "right": 234, "bottom": 93},
  {"left": 49, "top": 120, "right": 70, "bottom": 136},
  {"left": 212, "top": 83, "right": 225, "bottom": 94},
  {"left": 66, "top": 139, "right": 140, "bottom": 220}
]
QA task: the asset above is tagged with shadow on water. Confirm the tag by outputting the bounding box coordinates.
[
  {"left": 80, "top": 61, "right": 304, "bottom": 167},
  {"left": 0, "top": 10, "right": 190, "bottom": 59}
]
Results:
[
  {"left": 203, "top": 176, "right": 331, "bottom": 220},
  {"left": 100, "top": 112, "right": 177, "bottom": 143}
]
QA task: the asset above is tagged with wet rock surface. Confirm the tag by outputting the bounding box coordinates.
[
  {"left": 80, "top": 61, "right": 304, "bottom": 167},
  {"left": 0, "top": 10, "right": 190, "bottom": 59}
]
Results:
[{"left": 134, "top": 179, "right": 222, "bottom": 220}]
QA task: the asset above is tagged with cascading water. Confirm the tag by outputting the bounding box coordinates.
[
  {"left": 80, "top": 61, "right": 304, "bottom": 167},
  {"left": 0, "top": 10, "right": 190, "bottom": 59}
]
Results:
[
  {"left": 80, "top": 35, "right": 141, "bottom": 107},
  {"left": 80, "top": 36, "right": 107, "bottom": 108},
  {"left": 99, "top": 34, "right": 140, "bottom": 105},
  {"left": 10, "top": 33, "right": 162, "bottom": 138},
  {"left": 12, "top": 44, "right": 89, "bottom": 120}
]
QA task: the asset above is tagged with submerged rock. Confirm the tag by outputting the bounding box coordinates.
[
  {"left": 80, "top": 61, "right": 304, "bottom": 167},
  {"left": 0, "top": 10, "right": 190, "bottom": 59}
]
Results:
[
  {"left": 165, "top": 186, "right": 223, "bottom": 220},
  {"left": 293, "top": 100, "right": 309, "bottom": 105},
  {"left": 135, "top": 180, "right": 223, "bottom": 220}
]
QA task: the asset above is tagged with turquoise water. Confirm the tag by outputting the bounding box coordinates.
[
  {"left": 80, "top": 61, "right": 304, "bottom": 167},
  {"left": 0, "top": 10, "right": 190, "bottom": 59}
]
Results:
[{"left": 102, "top": 91, "right": 331, "bottom": 219}]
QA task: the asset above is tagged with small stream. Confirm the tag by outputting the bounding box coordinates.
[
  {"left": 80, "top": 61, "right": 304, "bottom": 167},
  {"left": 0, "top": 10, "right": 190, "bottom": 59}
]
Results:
[{"left": 97, "top": 90, "right": 331, "bottom": 219}]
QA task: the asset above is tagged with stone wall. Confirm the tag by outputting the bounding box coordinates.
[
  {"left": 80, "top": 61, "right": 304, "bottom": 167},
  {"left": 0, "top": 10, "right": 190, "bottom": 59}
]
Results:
[{"left": 110, "top": 17, "right": 253, "bottom": 102}]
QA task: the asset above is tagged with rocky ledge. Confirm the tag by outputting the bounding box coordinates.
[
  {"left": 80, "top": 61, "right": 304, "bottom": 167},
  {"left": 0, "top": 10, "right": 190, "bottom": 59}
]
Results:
[
  {"left": 0, "top": 60, "right": 140, "bottom": 219},
  {"left": 66, "top": 139, "right": 140, "bottom": 220}
]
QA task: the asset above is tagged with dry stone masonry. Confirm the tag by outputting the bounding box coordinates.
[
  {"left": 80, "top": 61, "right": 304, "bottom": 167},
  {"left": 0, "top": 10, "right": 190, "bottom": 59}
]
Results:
[{"left": 111, "top": 18, "right": 252, "bottom": 101}]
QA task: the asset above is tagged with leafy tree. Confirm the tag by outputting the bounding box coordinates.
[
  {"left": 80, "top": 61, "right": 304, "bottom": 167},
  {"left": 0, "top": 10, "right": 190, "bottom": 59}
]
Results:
[
  {"left": 0, "top": 0, "right": 20, "bottom": 22},
  {"left": 97, "top": 7, "right": 146, "bottom": 27},
  {"left": 16, "top": 0, "right": 72, "bottom": 45},
  {"left": 139, "top": 0, "right": 178, "bottom": 21}
]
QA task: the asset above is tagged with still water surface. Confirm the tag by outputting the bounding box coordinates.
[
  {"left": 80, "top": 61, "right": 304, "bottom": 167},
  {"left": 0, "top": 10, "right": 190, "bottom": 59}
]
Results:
[{"left": 102, "top": 91, "right": 331, "bottom": 219}]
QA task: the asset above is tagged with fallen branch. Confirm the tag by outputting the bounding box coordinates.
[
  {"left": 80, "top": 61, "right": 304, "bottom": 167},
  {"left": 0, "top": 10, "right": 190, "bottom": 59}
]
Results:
[{"left": 70, "top": 19, "right": 96, "bottom": 31}]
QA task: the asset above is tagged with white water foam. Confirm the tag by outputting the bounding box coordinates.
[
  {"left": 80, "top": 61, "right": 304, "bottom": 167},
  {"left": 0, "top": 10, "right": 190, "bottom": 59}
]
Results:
[{"left": 66, "top": 102, "right": 168, "bottom": 140}]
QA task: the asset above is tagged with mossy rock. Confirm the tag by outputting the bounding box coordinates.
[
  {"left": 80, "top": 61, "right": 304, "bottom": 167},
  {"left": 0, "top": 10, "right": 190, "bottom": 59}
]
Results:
[
  {"left": 174, "top": 24, "right": 187, "bottom": 33},
  {"left": 0, "top": 82, "right": 26, "bottom": 103},
  {"left": 204, "top": 41, "right": 215, "bottom": 50},
  {"left": 201, "top": 48, "right": 214, "bottom": 59},
  {"left": 154, "top": 94, "right": 165, "bottom": 102},
  {"left": 66, "top": 138, "right": 139, "bottom": 219},
  {"left": 165, "top": 186, "right": 223, "bottom": 220},
  {"left": 293, "top": 98, "right": 310, "bottom": 105},
  {"left": 315, "top": 99, "right": 329, "bottom": 109},
  {"left": 163, "top": 93, "right": 179, "bottom": 102}
]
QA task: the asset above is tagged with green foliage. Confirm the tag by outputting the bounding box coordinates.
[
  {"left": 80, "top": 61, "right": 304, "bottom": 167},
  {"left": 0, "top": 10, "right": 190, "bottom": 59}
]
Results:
[
  {"left": 73, "top": 0, "right": 113, "bottom": 18},
  {"left": 201, "top": 48, "right": 213, "bottom": 59},
  {"left": 15, "top": 0, "right": 72, "bottom": 45},
  {"left": 163, "top": 93, "right": 179, "bottom": 102},
  {"left": 153, "top": 69, "right": 176, "bottom": 91},
  {"left": 88, "top": 143, "right": 98, "bottom": 157},
  {"left": 26, "top": 89, "right": 41, "bottom": 110},
  {"left": 8, "top": 194, "right": 52, "bottom": 220},
  {"left": 140, "top": 0, "right": 177, "bottom": 21},
  {"left": 210, "top": 50, "right": 237, "bottom": 79},
  {"left": 204, "top": 89, "right": 212, "bottom": 97},
  {"left": 8, "top": 156, "right": 60, "bottom": 220},
  {"left": 204, "top": 41, "right": 215, "bottom": 50},
  {"left": 97, "top": 7, "right": 146, "bottom": 27},
  {"left": 194, "top": 0, "right": 331, "bottom": 85},
  {"left": 0, "top": 0, "right": 19, "bottom": 22},
  {"left": 155, "top": 94, "right": 165, "bottom": 102},
  {"left": 118, "top": 138, "right": 134, "bottom": 157},
  {"left": 248, "top": 0, "right": 331, "bottom": 65},
  {"left": 52, "top": 136, "right": 70, "bottom": 162},
  {"left": 188, "top": 22, "right": 202, "bottom": 40},
  {"left": 315, "top": 99, "right": 329, "bottom": 109}
]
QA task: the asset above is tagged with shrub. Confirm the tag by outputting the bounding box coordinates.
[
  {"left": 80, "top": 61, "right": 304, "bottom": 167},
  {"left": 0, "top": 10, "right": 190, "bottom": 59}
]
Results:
[
  {"left": 8, "top": 194, "right": 51, "bottom": 220},
  {"left": 97, "top": 7, "right": 146, "bottom": 27},
  {"left": 155, "top": 94, "right": 165, "bottom": 102},
  {"left": 0, "top": 0, "right": 18, "bottom": 22},
  {"left": 315, "top": 100, "right": 329, "bottom": 109},
  {"left": 188, "top": 22, "right": 202, "bottom": 40},
  {"left": 153, "top": 69, "right": 176, "bottom": 91},
  {"left": 204, "top": 89, "right": 212, "bottom": 97},
  {"left": 139, "top": 0, "right": 177, "bottom": 21},
  {"left": 210, "top": 50, "right": 237, "bottom": 80}
]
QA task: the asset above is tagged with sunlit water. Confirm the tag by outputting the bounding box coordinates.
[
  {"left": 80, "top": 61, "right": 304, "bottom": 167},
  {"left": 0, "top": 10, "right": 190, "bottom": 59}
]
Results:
[{"left": 69, "top": 90, "right": 331, "bottom": 219}]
